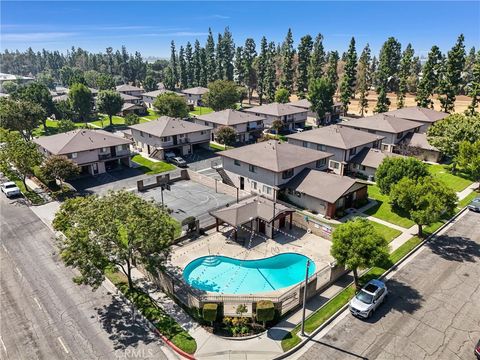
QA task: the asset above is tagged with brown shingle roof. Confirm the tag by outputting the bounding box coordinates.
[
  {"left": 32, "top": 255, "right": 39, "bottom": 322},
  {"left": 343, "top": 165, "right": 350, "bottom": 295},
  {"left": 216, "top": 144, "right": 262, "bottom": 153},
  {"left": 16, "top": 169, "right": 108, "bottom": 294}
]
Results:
[
  {"left": 349, "top": 148, "right": 402, "bottom": 169},
  {"left": 286, "top": 169, "right": 366, "bottom": 204},
  {"left": 33, "top": 129, "right": 131, "bottom": 155},
  {"left": 287, "top": 125, "right": 384, "bottom": 150},
  {"left": 341, "top": 114, "right": 421, "bottom": 134},
  {"left": 129, "top": 117, "right": 211, "bottom": 137},
  {"left": 121, "top": 102, "right": 144, "bottom": 111},
  {"left": 119, "top": 93, "right": 140, "bottom": 101},
  {"left": 219, "top": 140, "right": 332, "bottom": 172},
  {"left": 116, "top": 84, "right": 144, "bottom": 92},
  {"left": 405, "top": 133, "right": 439, "bottom": 151},
  {"left": 197, "top": 109, "right": 266, "bottom": 126},
  {"left": 385, "top": 106, "right": 448, "bottom": 123},
  {"left": 243, "top": 103, "right": 308, "bottom": 117},
  {"left": 287, "top": 99, "right": 312, "bottom": 110},
  {"left": 142, "top": 89, "right": 185, "bottom": 98},
  {"left": 181, "top": 86, "right": 209, "bottom": 95}
]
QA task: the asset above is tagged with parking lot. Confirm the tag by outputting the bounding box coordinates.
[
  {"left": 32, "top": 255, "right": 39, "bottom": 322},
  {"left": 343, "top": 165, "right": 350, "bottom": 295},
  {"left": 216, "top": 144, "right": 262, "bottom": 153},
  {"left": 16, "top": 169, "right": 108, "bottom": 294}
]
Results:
[
  {"left": 296, "top": 210, "right": 480, "bottom": 360},
  {"left": 137, "top": 179, "right": 235, "bottom": 226}
]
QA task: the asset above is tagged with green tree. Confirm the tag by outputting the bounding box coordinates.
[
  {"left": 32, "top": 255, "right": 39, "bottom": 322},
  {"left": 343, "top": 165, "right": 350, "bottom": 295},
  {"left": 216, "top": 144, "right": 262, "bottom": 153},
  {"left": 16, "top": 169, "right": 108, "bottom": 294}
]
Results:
[
  {"left": 243, "top": 38, "right": 257, "bottom": 104},
  {"left": 457, "top": 141, "right": 480, "bottom": 187},
  {"left": 297, "top": 35, "right": 313, "bottom": 98},
  {"left": 427, "top": 113, "right": 480, "bottom": 165},
  {"left": 376, "top": 156, "right": 430, "bottom": 195},
  {"left": 308, "top": 33, "right": 326, "bottom": 83},
  {"left": 2, "top": 81, "right": 18, "bottom": 94},
  {"left": 308, "top": 77, "right": 334, "bottom": 124},
  {"left": 215, "top": 126, "right": 236, "bottom": 148},
  {"left": 438, "top": 34, "right": 466, "bottom": 113},
  {"left": 125, "top": 113, "right": 140, "bottom": 126},
  {"left": 375, "top": 37, "right": 401, "bottom": 113},
  {"left": 256, "top": 37, "right": 268, "bottom": 105},
  {"left": 271, "top": 119, "right": 284, "bottom": 135},
  {"left": 36, "top": 71, "right": 55, "bottom": 90},
  {"left": 0, "top": 98, "right": 45, "bottom": 140},
  {"left": 96, "top": 90, "right": 123, "bottom": 127},
  {"left": 221, "top": 27, "right": 235, "bottom": 81},
  {"left": 274, "top": 87, "right": 290, "bottom": 103},
  {"left": 12, "top": 82, "right": 55, "bottom": 128},
  {"left": 178, "top": 46, "right": 187, "bottom": 89},
  {"left": 53, "top": 191, "right": 176, "bottom": 291},
  {"left": 280, "top": 29, "right": 295, "bottom": 92},
  {"left": 265, "top": 42, "right": 277, "bottom": 102},
  {"left": 466, "top": 50, "right": 480, "bottom": 115},
  {"left": 153, "top": 93, "right": 189, "bottom": 118},
  {"left": 326, "top": 51, "right": 339, "bottom": 94},
  {"left": 390, "top": 177, "right": 457, "bottom": 237},
  {"left": 357, "top": 44, "right": 371, "bottom": 116},
  {"left": 84, "top": 70, "right": 101, "bottom": 89},
  {"left": 54, "top": 100, "right": 73, "bottom": 121},
  {"left": 234, "top": 46, "right": 245, "bottom": 85},
  {"left": 397, "top": 44, "right": 415, "bottom": 109},
  {"left": 237, "top": 86, "right": 247, "bottom": 107},
  {"left": 256, "top": 300, "right": 275, "bottom": 328},
  {"left": 202, "top": 80, "right": 239, "bottom": 111},
  {"left": 163, "top": 67, "right": 176, "bottom": 91},
  {"left": 331, "top": 217, "right": 389, "bottom": 289},
  {"left": 185, "top": 42, "right": 194, "bottom": 88},
  {"left": 96, "top": 73, "right": 115, "bottom": 90},
  {"left": 339, "top": 37, "right": 357, "bottom": 113},
  {"left": 143, "top": 75, "right": 157, "bottom": 92},
  {"left": 57, "top": 119, "right": 77, "bottom": 132},
  {"left": 192, "top": 40, "right": 202, "bottom": 87},
  {"left": 40, "top": 155, "right": 80, "bottom": 187},
  {"left": 1, "top": 131, "right": 43, "bottom": 188},
  {"left": 68, "top": 83, "right": 93, "bottom": 125},
  {"left": 205, "top": 29, "right": 217, "bottom": 84},
  {"left": 169, "top": 41, "right": 179, "bottom": 88},
  {"left": 416, "top": 46, "right": 443, "bottom": 108}
]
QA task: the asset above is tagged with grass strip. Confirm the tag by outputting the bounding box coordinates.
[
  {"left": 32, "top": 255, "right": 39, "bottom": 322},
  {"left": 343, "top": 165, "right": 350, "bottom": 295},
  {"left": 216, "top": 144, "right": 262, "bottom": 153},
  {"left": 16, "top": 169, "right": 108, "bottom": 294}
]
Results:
[
  {"left": 105, "top": 269, "right": 197, "bottom": 354},
  {"left": 131, "top": 155, "right": 176, "bottom": 175}
]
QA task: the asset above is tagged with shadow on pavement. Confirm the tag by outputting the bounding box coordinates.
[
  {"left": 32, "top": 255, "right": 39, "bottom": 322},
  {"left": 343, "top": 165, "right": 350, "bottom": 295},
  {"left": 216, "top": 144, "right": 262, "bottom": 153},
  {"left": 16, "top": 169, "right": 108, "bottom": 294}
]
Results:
[
  {"left": 310, "top": 339, "right": 368, "bottom": 359},
  {"left": 426, "top": 235, "right": 480, "bottom": 263}
]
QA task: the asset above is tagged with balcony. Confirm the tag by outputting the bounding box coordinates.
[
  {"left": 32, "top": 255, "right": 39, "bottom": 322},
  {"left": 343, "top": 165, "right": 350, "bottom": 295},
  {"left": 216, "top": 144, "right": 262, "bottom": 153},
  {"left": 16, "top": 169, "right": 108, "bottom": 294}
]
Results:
[{"left": 98, "top": 153, "right": 112, "bottom": 160}]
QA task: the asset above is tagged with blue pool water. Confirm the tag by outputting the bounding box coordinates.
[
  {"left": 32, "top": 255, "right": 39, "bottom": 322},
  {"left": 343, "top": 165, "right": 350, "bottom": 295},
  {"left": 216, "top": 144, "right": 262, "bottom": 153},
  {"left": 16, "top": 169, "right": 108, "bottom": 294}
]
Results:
[{"left": 183, "top": 253, "right": 316, "bottom": 294}]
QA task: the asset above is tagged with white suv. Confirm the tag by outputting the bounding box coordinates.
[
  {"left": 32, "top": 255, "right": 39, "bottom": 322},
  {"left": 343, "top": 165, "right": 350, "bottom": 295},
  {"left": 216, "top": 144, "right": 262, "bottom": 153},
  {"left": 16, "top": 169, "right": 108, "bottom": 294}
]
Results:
[
  {"left": 1, "top": 181, "right": 21, "bottom": 198},
  {"left": 349, "top": 279, "right": 388, "bottom": 319}
]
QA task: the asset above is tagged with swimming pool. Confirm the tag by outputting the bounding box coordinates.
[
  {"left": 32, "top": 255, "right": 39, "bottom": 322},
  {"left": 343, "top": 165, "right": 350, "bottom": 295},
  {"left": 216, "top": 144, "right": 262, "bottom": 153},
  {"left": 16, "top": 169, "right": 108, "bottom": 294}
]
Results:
[{"left": 183, "top": 253, "right": 316, "bottom": 294}]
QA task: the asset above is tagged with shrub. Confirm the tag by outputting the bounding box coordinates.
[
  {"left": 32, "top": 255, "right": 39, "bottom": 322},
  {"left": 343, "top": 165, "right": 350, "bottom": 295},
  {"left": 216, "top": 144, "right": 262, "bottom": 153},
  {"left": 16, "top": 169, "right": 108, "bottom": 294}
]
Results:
[
  {"left": 203, "top": 303, "right": 218, "bottom": 325},
  {"left": 256, "top": 300, "right": 275, "bottom": 327},
  {"left": 181, "top": 216, "right": 197, "bottom": 232}
]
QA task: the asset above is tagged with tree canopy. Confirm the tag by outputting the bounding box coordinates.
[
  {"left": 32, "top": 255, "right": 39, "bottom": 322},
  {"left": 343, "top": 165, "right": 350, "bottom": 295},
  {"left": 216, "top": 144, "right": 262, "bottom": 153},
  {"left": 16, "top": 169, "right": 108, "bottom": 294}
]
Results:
[
  {"left": 202, "top": 80, "right": 239, "bottom": 111},
  {"left": 215, "top": 126, "right": 236, "bottom": 148},
  {"left": 376, "top": 156, "right": 430, "bottom": 195},
  {"left": 153, "top": 93, "right": 189, "bottom": 118},
  {"left": 40, "top": 155, "right": 80, "bottom": 185},
  {"left": 308, "top": 77, "right": 334, "bottom": 123},
  {"left": 96, "top": 90, "right": 124, "bottom": 127},
  {"left": 68, "top": 83, "right": 93, "bottom": 124},
  {"left": 274, "top": 87, "right": 290, "bottom": 104},
  {"left": 0, "top": 98, "right": 46, "bottom": 140}
]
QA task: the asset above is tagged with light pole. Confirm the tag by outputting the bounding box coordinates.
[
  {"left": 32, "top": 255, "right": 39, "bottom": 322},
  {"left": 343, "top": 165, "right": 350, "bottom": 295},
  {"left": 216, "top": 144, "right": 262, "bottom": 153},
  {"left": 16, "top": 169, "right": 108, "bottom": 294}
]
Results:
[{"left": 301, "top": 259, "right": 311, "bottom": 336}]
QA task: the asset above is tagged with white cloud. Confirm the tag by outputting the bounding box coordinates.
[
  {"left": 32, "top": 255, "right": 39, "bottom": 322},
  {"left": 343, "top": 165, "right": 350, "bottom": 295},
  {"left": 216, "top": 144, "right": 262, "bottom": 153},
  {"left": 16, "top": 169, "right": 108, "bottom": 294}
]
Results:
[
  {"left": 142, "top": 32, "right": 209, "bottom": 37},
  {"left": 1, "top": 32, "right": 77, "bottom": 42}
]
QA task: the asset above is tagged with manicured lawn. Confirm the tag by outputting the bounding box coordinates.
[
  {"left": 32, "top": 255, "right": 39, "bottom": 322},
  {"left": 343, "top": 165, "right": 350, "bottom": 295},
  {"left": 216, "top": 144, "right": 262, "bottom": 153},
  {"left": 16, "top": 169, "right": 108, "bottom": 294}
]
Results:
[
  {"left": 368, "top": 220, "right": 402, "bottom": 243},
  {"left": 33, "top": 119, "right": 84, "bottom": 137},
  {"left": 105, "top": 269, "right": 197, "bottom": 354},
  {"left": 364, "top": 185, "right": 415, "bottom": 228},
  {"left": 131, "top": 155, "right": 176, "bottom": 175},
  {"left": 142, "top": 109, "right": 159, "bottom": 121},
  {"left": 427, "top": 164, "right": 473, "bottom": 192},
  {"left": 89, "top": 115, "right": 125, "bottom": 128},
  {"left": 209, "top": 142, "right": 233, "bottom": 152},
  {"left": 189, "top": 106, "right": 214, "bottom": 116},
  {"left": 457, "top": 190, "right": 479, "bottom": 210}
]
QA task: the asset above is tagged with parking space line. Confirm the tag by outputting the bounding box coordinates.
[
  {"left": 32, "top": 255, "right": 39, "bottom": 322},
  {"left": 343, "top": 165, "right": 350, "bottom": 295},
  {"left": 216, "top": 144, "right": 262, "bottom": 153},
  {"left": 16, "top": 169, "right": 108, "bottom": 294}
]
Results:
[
  {"left": 57, "top": 337, "right": 69, "bottom": 354},
  {"left": 33, "top": 297, "right": 42, "bottom": 310},
  {"left": 0, "top": 335, "right": 7, "bottom": 355}
]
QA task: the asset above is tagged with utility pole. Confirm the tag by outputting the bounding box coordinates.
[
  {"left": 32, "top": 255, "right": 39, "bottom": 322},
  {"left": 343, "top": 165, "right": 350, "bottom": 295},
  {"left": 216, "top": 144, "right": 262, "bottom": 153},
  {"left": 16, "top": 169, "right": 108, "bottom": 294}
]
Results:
[{"left": 301, "top": 259, "right": 311, "bottom": 336}]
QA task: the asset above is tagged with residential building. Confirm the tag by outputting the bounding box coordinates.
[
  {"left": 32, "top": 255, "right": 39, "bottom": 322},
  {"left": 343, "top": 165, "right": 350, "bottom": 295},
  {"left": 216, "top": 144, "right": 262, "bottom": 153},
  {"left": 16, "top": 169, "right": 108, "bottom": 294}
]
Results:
[
  {"left": 385, "top": 106, "right": 448, "bottom": 133},
  {"left": 340, "top": 114, "right": 421, "bottom": 152},
  {"left": 402, "top": 132, "right": 442, "bottom": 163},
  {"left": 0, "top": 73, "right": 34, "bottom": 92},
  {"left": 288, "top": 99, "right": 344, "bottom": 126},
  {"left": 349, "top": 148, "right": 402, "bottom": 179},
  {"left": 33, "top": 129, "right": 132, "bottom": 175},
  {"left": 283, "top": 169, "right": 368, "bottom": 218},
  {"left": 195, "top": 109, "right": 265, "bottom": 143},
  {"left": 116, "top": 84, "right": 144, "bottom": 97},
  {"left": 287, "top": 125, "right": 383, "bottom": 175},
  {"left": 129, "top": 117, "right": 212, "bottom": 159},
  {"left": 142, "top": 89, "right": 186, "bottom": 109},
  {"left": 218, "top": 140, "right": 332, "bottom": 199},
  {"left": 119, "top": 92, "right": 143, "bottom": 105},
  {"left": 181, "top": 86, "right": 209, "bottom": 106},
  {"left": 243, "top": 103, "right": 308, "bottom": 131},
  {"left": 120, "top": 102, "right": 147, "bottom": 116}
]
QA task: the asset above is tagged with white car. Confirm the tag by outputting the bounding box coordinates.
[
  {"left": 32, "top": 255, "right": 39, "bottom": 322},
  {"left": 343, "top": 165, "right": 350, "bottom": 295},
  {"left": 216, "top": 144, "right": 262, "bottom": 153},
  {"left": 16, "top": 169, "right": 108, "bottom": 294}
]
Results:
[
  {"left": 349, "top": 279, "right": 388, "bottom": 318},
  {"left": 1, "top": 181, "right": 21, "bottom": 198},
  {"left": 292, "top": 127, "right": 304, "bottom": 133}
]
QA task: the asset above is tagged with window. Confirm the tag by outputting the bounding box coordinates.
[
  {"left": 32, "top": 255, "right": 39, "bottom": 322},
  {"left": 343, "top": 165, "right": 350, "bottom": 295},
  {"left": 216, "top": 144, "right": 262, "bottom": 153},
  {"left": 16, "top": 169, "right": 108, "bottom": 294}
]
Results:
[
  {"left": 162, "top": 136, "right": 171, "bottom": 142},
  {"left": 101, "top": 147, "right": 108, "bottom": 153},
  {"left": 349, "top": 147, "right": 357, "bottom": 156},
  {"left": 287, "top": 188, "right": 293, "bottom": 195},
  {"left": 116, "top": 145, "right": 123, "bottom": 151},
  {"left": 295, "top": 191, "right": 301, "bottom": 198},
  {"left": 302, "top": 141, "right": 308, "bottom": 148},
  {"left": 316, "top": 158, "right": 326, "bottom": 168},
  {"left": 383, "top": 144, "right": 389, "bottom": 151},
  {"left": 140, "top": 131, "right": 144, "bottom": 137},
  {"left": 251, "top": 181, "right": 257, "bottom": 190},
  {"left": 148, "top": 134, "right": 152, "bottom": 138},
  {"left": 234, "top": 160, "right": 241, "bottom": 166},
  {"left": 201, "top": 131, "right": 205, "bottom": 135},
  {"left": 71, "top": 152, "right": 77, "bottom": 159},
  {"left": 263, "top": 185, "right": 272, "bottom": 194},
  {"left": 179, "top": 134, "right": 185, "bottom": 138},
  {"left": 282, "top": 169, "right": 294, "bottom": 179},
  {"left": 204, "top": 121, "right": 209, "bottom": 126},
  {"left": 317, "top": 144, "right": 327, "bottom": 151},
  {"left": 329, "top": 161, "right": 340, "bottom": 169},
  {"left": 249, "top": 164, "right": 256, "bottom": 173}
]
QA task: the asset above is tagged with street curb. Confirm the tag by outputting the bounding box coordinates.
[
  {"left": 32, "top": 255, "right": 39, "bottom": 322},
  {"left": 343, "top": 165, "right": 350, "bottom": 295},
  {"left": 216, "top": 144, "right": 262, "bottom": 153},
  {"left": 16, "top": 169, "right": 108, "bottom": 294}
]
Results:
[{"left": 274, "top": 207, "right": 469, "bottom": 360}]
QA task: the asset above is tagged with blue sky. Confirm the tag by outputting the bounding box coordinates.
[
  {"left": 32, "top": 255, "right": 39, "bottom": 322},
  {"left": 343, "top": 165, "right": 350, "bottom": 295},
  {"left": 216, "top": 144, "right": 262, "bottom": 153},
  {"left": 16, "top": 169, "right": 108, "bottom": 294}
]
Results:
[{"left": 1, "top": 1, "right": 479, "bottom": 59}]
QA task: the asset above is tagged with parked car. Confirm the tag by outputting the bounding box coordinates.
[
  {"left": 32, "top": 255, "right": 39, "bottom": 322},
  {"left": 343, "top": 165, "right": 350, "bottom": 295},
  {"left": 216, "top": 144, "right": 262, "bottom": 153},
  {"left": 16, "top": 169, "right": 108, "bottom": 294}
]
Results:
[
  {"left": 1, "top": 181, "right": 21, "bottom": 198},
  {"left": 475, "top": 339, "right": 480, "bottom": 360},
  {"left": 467, "top": 197, "right": 480, "bottom": 212},
  {"left": 169, "top": 156, "right": 188, "bottom": 168},
  {"left": 349, "top": 279, "right": 388, "bottom": 319},
  {"left": 292, "top": 127, "right": 304, "bottom": 133}
]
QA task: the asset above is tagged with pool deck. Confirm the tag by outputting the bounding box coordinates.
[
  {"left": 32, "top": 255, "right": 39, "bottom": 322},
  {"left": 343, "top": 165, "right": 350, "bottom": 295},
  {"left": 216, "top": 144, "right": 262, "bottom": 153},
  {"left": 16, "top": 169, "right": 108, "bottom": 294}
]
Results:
[{"left": 167, "top": 225, "right": 334, "bottom": 298}]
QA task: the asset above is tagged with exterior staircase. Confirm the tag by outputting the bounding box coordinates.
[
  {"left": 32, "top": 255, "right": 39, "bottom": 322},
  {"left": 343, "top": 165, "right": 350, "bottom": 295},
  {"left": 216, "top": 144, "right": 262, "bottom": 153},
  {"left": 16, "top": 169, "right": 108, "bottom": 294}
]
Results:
[
  {"left": 215, "top": 167, "right": 235, "bottom": 187},
  {"left": 149, "top": 148, "right": 163, "bottom": 160}
]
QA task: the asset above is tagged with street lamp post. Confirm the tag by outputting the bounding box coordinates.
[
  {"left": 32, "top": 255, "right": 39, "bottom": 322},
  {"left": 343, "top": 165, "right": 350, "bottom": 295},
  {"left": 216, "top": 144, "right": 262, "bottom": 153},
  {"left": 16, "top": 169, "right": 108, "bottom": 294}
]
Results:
[{"left": 301, "top": 259, "right": 311, "bottom": 336}]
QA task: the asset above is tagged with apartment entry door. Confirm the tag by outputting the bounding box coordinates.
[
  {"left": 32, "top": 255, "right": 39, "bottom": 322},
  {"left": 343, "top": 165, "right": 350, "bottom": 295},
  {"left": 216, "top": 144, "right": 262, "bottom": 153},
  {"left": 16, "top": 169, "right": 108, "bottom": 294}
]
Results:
[{"left": 239, "top": 176, "right": 245, "bottom": 190}]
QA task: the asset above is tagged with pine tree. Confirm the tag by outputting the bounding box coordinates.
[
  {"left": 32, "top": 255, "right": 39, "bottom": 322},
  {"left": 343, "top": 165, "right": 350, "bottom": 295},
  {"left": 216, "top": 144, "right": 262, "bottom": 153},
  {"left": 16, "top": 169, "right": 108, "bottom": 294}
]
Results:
[
  {"left": 466, "top": 50, "right": 480, "bottom": 115},
  {"left": 205, "top": 28, "right": 216, "bottom": 84},
  {"left": 438, "top": 34, "right": 466, "bottom": 113},
  {"left": 308, "top": 33, "right": 326, "bottom": 83},
  {"left": 178, "top": 46, "right": 187, "bottom": 89},
  {"left": 339, "top": 37, "right": 357, "bottom": 113},
  {"left": 374, "top": 37, "right": 401, "bottom": 113},
  {"left": 265, "top": 42, "right": 277, "bottom": 102},
  {"left": 256, "top": 37, "right": 268, "bottom": 105},
  {"left": 280, "top": 29, "right": 295, "bottom": 93},
  {"left": 185, "top": 42, "right": 194, "bottom": 88},
  {"left": 222, "top": 27, "right": 235, "bottom": 81},
  {"left": 216, "top": 34, "right": 224, "bottom": 80},
  {"left": 243, "top": 38, "right": 257, "bottom": 104},
  {"left": 397, "top": 43, "right": 415, "bottom": 108},
  {"left": 296, "top": 35, "right": 313, "bottom": 98},
  {"left": 169, "top": 41, "right": 178, "bottom": 88},
  {"left": 192, "top": 40, "right": 202, "bottom": 87},
  {"left": 199, "top": 48, "right": 208, "bottom": 87},
  {"left": 416, "top": 45, "right": 443, "bottom": 108},
  {"left": 234, "top": 46, "right": 244, "bottom": 85},
  {"left": 326, "top": 51, "right": 339, "bottom": 93},
  {"left": 357, "top": 44, "right": 371, "bottom": 116}
]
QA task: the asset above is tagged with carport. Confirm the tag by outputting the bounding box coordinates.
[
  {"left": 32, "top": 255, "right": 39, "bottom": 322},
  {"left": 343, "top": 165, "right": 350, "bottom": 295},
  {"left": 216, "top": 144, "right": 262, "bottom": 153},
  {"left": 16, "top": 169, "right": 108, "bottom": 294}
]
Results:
[{"left": 210, "top": 196, "right": 294, "bottom": 242}]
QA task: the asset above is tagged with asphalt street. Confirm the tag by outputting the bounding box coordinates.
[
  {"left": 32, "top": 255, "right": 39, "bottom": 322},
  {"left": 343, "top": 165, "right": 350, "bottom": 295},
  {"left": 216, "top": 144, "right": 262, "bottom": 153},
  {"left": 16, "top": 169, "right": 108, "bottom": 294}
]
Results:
[
  {"left": 297, "top": 210, "right": 480, "bottom": 360},
  {"left": 0, "top": 195, "right": 174, "bottom": 360}
]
